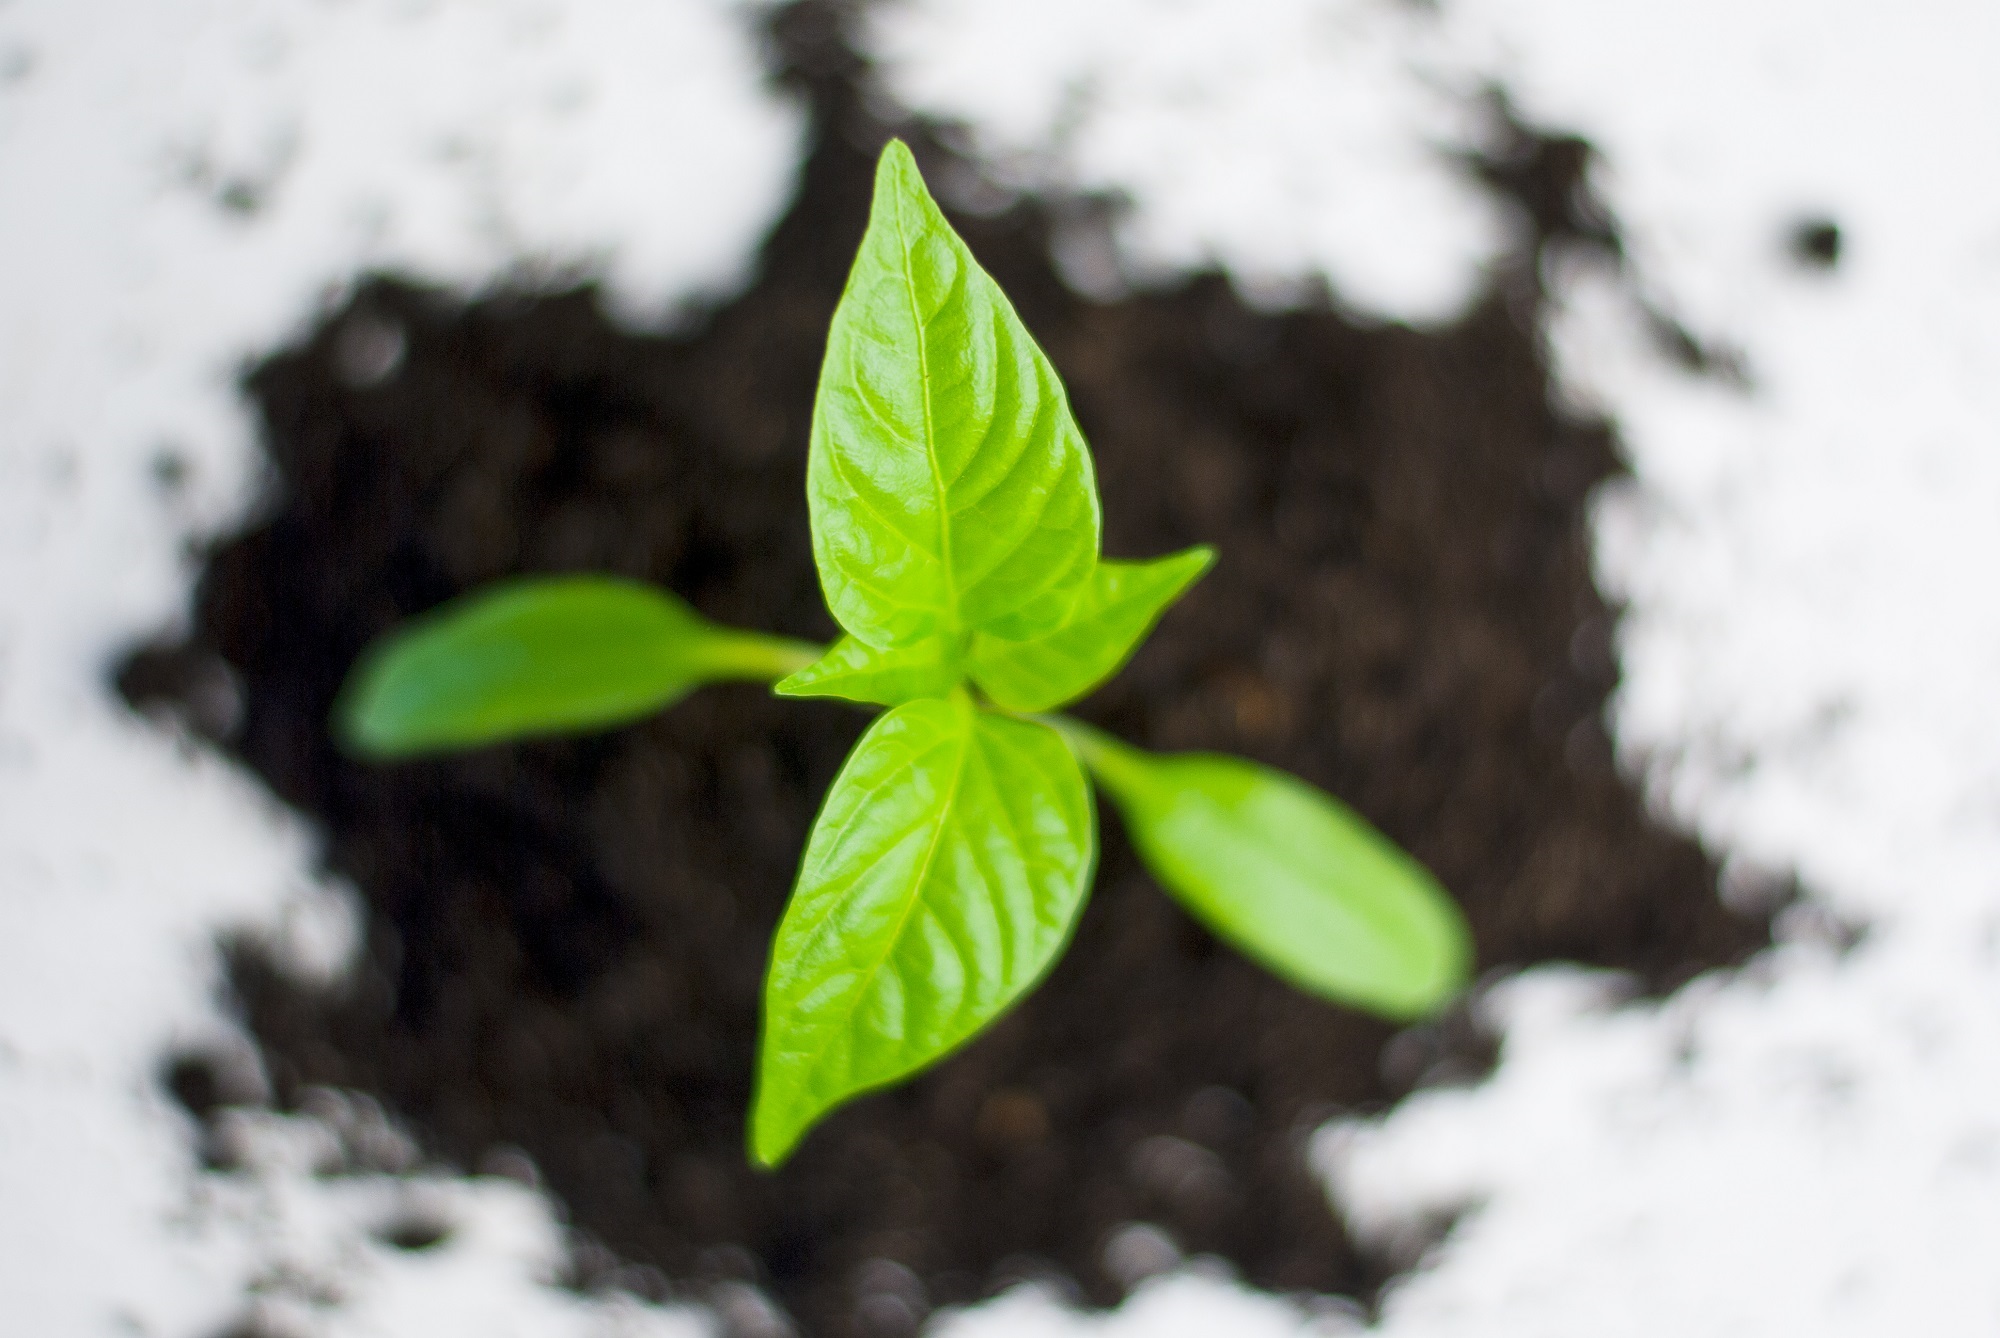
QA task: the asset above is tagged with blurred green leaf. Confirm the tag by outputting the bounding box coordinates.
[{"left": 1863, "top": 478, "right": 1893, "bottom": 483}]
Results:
[
  {"left": 336, "top": 576, "right": 819, "bottom": 757},
  {"left": 1060, "top": 722, "right": 1469, "bottom": 1019}
]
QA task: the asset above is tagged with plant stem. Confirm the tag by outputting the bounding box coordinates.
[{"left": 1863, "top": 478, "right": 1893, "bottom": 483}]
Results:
[
  {"left": 1032, "top": 712, "right": 1153, "bottom": 798},
  {"left": 705, "top": 632, "right": 826, "bottom": 683}
]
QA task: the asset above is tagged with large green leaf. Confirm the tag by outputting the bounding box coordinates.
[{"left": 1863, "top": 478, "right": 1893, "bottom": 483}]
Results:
[
  {"left": 335, "top": 576, "right": 820, "bottom": 757},
  {"left": 774, "top": 633, "right": 963, "bottom": 707},
  {"left": 807, "top": 140, "right": 1101, "bottom": 650},
  {"left": 752, "top": 694, "right": 1095, "bottom": 1166},
  {"left": 1058, "top": 722, "right": 1469, "bottom": 1019},
  {"left": 968, "top": 546, "right": 1214, "bottom": 712}
]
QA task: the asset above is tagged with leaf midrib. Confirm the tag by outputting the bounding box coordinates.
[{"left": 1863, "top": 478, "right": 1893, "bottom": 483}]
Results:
[
  {"left": 808, "top": 704, "right": 974, "bottom": 1087},
  {"left": 895, "top": 175, "right": 959, "bottom": 635}
]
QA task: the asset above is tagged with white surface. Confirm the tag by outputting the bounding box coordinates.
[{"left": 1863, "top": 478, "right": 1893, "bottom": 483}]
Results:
[
  {"left": 868, "top": 0, "right": 1507, "bottom": 321},
  {"left": 7, "top": 0, "right": 2000, "bottom": 1334},
  {"left": 0, "top": 1, "right": 793, "bottom": 1333}
]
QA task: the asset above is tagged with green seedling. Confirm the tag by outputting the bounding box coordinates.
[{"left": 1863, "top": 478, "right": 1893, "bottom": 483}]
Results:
[{"left": 336, "top": 141, "right": 1472, "bottom": 1167}]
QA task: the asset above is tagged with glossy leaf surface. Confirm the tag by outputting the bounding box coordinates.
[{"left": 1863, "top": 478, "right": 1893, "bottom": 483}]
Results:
[
  {"left": 336, "top": 576, "right": 818, "bottom": 757},
  {"left": 968, "top": 546, "right": 1214, "bottom": 712},
  {"left": 808, "top": 140, "right": 1100, "bottom": 649},
  {"left": 753, "top": 695, "right": 1094, "bottom": 1165},
  {"left": 1063, "top": 724, "right": 1469, "bottom": 1020},
  {"left": 775, "top": 634, "right": 963, "bottom": 707}
]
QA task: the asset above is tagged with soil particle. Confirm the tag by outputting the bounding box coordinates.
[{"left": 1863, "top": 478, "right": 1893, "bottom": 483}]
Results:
[{"left": 125, "top": 4, "right": 1766, "bottom": 1333}]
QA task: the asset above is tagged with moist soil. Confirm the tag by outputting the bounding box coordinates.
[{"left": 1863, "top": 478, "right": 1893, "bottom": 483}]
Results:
[{"left": 122, "top": 6, "right": 1767, "bottom": 1335}]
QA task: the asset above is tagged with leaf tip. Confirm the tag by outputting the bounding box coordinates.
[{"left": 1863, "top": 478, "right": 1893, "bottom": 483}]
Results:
[
  {"left": 1419, "top": 913, "right": 1478, "bottom": 1014},
  {"left": 746, "top": 1125, "right": 791, "bottom": 1172},
  {"left": 873, "top": 138, "right": 943, "bottom": 228},
  {"left": 330, "top": 649, "right": 415, "bottom": 760},
  {"left": 876, "top": 136, "right": 919, "bottom": 183},
  {"left": 747, "top": 1084, "right": 812, "bottom": 1170},
  {"left": 1160, "top": 544, "right": 1218, "bottom": 602},
  {"left": 1354, "top": 881, "right": 1475, "bottom": 1022},
  {"left": 333, "top": 714, "right": 393, "bottom": 761}
]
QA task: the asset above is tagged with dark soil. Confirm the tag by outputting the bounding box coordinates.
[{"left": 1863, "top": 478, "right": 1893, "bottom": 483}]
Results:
[{"left": 122, "top": 5, "right": 1767, "bottom": 1335}]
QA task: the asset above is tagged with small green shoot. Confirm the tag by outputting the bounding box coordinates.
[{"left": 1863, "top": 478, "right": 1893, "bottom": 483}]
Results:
[{"left": 336, "top": 140, "right": 1473, "bottom": 1167}]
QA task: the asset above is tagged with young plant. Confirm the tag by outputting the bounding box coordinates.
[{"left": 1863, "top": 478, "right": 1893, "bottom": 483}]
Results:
[{"left": 337, "top": 141, "right": 1472, "bottom": 1167}]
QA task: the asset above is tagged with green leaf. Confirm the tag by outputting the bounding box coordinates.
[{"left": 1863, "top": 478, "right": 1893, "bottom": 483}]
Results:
[
  {"left": 807, "top": 139, "right": 1101, "bottom": 650},
  {"left": 752, "top": 694, "right": 1095, "bottom": 1166},
  {"left": 335, "top": 576, "right": 820, "bottom": 758},
  {"left": 775, "top": 633, "right": 963, "bottom": 707},
  {"left": 1058, "top": 722, "right": 1469, "bottom": 1020},
  {"left": 968, "top": 546, "right": 1214, "bottom": 712}
]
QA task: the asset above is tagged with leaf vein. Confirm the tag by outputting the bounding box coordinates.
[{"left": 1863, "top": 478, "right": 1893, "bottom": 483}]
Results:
[
  {"left": 802, "top": 705, "right": 974, "bottom": 1097},
  {"left": 823, "top": 436, "right": 942, "bottom": 566},
  {"left": 894, "top": 178, "right": 958, "bottom": 629}
]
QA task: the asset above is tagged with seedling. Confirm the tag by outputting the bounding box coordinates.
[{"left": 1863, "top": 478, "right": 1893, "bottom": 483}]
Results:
[{"left": 337, "top": 141, "right": 1471, "bottom": 1167}]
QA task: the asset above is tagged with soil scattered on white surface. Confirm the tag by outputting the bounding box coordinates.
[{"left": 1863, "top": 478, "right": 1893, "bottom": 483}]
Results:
[{"left": 8, "top": 0, "right": 2000, "bottom": 1334}]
